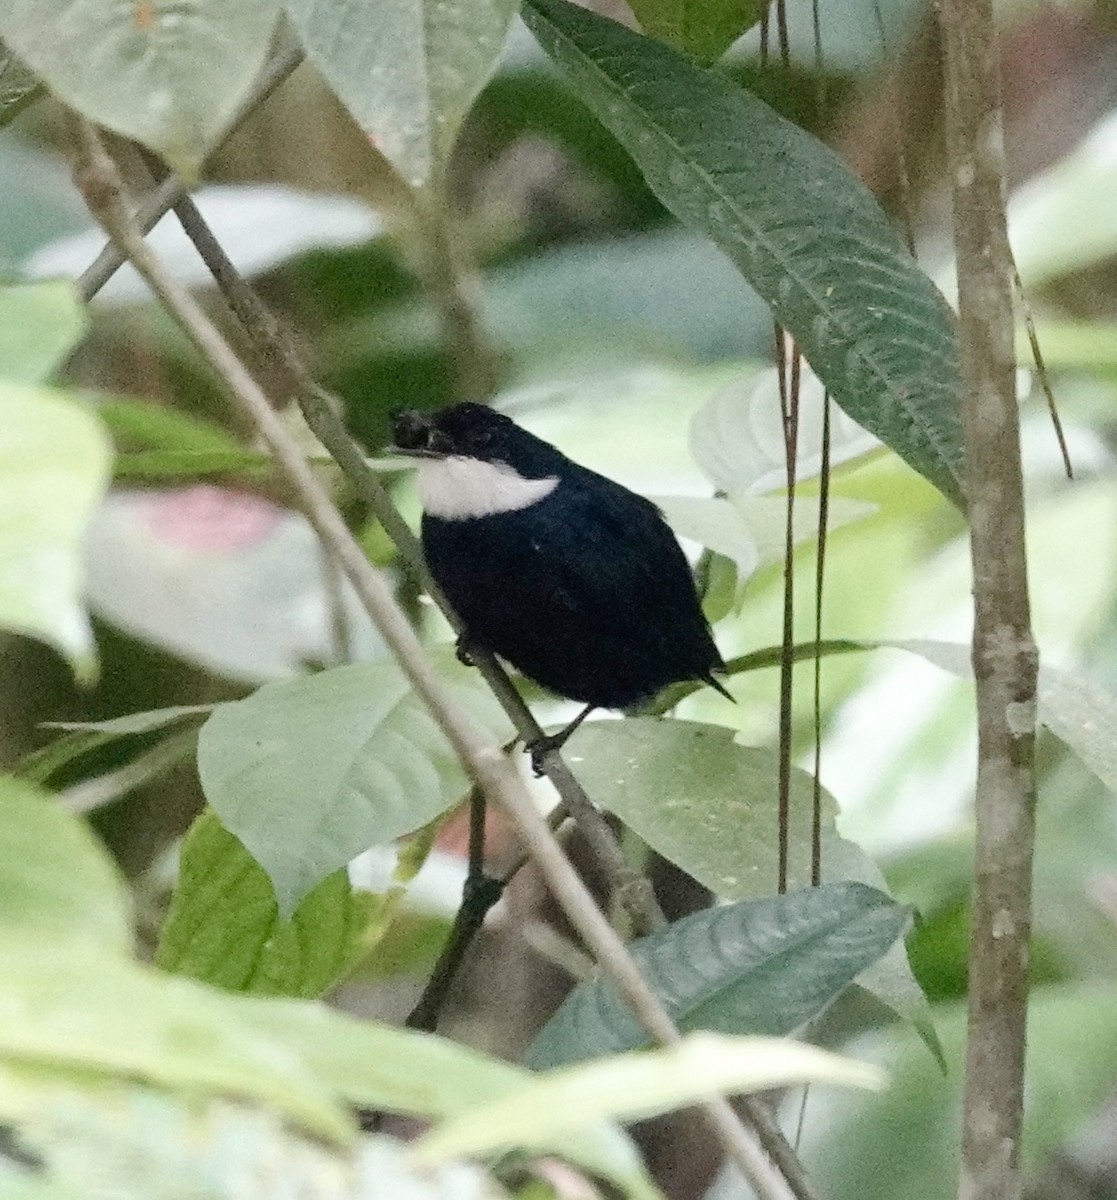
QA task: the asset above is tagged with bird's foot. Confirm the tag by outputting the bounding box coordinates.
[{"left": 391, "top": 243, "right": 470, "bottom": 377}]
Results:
[
  {"left": 525, "top": 704, "right": 595, "bottom": 776},
  {"left": 455, "top": 633, "right": 481, "bottom": 668}
]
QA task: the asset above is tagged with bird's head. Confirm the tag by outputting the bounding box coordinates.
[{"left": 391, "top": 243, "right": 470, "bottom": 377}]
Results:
[{"left": 391, "top": 403, "right": 565, "bottom": 519}]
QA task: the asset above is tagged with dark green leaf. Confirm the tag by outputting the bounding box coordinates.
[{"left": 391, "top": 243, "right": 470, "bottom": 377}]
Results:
[
  {"left": 522, "top": 0, "right": 964, "bottom": 504},
  {"left": 526, "top": 883, "right": 908, "bottom": 1068},
  {"left": 156, "top": 809, "right": 383, "bottom": 998}
]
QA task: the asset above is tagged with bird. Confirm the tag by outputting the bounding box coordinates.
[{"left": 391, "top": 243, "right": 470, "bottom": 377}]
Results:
[{"left": 392, "top": 403, "right": 731, "bottom": 764}]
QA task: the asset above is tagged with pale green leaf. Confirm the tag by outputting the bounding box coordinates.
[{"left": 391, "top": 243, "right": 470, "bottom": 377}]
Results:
[
  {"left": 419, "top": 1032, "right": 882, "bottom": 1162},
  {"left": 0, "top": 775, "right": 131, "bottom": 954},
  {"left": 283, "top": 0, "right": 517, "bottom": 187},
  {"left": 0, "top": 0, "right": 281, "bottom": 175},
  {"left": 0, "top": 282, "right": 87, "bottom": 384},
  {"left": 0, "top": 385, "right": 110, "bottom": 681},
  {"left": 197, "top": 656, "right": 514, "bottom": 915},
  {"left": 0, "top": 950, "right": 351, "bottom": 1142},
  {"left": 522, "top": 0, "right": 964, "bottom": 505},
  {"left": 156, "top": 808, "right": 384, "bottom": 997}
]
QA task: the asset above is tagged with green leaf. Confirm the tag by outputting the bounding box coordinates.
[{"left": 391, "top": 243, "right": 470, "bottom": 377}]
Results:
[
  {"left": 0, "top": 385, "right": 110, "bottom": 681},
  {"left": 283, "top": 0, "right": 518, "bottom": 188},
  {"left": 565, "top": 719, "right": 930, "bottom": 1025},
  {"left": 522, "top": 0, "right": 964, "bottom": 505},
  {"left": 93, "top": 395, "right": 242, "bottom": 456},
  {"left": 232, "top": 1001, "right": 659, "bottom": 1199},
  {"left": 10, "top": 1092, "right": 504, "bottom": 1200},
  {"left": 156, "top": 808, "right": 384, "bottom": 998},
  {"left": 0, "top": 40, "right": 44, "bottom": 128},
  {"left": 0, "top": 1, "right": 281, "bottom": 176},
  {"left": 420, "top": 1032, "right": 882, "bottom": 1163},
  {"left": 0, "top": 282, "right": 87, "bottom": 384},
  {"left": 46, "top": 704, "right": 215, "bottom": 737},
  {"left": 526, "top": 883, "right": 909, "bottom": 1069},
  {"left": 0, "top": 775, "right": 131, "bottom": 954},
  {"left": 197, "top": 656, "right": 514, "bottom": 916},
  {"left": 0, "top": 951, "right": 352, "bottom": 1143},
  {"left": 892, "top": 638, "right": 1117, "bottom": 800},
  {"left": 628, "top": 0, "right": 764, "bottom": 63}
]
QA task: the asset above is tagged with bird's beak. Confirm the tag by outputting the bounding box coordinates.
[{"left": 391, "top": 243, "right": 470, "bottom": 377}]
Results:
[{"left": 388, "top": 409, "right": 448, "bottom": 459}]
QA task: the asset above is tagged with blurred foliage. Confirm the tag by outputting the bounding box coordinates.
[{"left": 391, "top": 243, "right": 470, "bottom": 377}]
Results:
[{"left": 1, "top": 0, "right": 1117, "bottom": 1196}]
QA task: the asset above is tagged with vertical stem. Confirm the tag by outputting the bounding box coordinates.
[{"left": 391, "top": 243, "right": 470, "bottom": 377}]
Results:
[{"left": 940, "top": 5, "right": 1039, "bottom": 1200}]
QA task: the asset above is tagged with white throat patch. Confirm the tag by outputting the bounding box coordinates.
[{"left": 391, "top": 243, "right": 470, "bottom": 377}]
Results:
[{"left": 418, "top": 456, "right": 559, "bottom": 520}]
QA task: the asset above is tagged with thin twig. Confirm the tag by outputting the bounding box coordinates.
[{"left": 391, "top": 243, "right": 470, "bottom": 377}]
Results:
[
  {"left": 70, "top": 121, "right": 803, "bottom": 1200},
  {"left": 940, "top": 4, "right": 1040, "bottom": 1199}
]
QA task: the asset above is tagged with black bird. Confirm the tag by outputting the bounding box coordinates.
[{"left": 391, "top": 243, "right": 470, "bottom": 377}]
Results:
[{"left": 392, "top": 403, "right": 731, "bottom": 759}]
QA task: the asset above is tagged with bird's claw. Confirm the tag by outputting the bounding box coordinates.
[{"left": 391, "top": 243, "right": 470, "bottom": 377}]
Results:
[
  {"left": 526, "top": 732, "right": 563, "bottom": 777},
  {"left": 455, "top": 633, "right": 480, "bottom": 668}
]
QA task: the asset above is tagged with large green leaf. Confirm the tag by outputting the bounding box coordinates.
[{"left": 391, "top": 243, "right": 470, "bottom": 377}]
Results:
[
  {"left": 420, "top": 1032, "right": 882, "bottom": 1163},
  {"left": 197, "top": 656, "right": 514, "bottom": 915},
  {"left": 156, "top": 808, "right": 383, "bottom": 997},
  {"left": 282, "top": 0, "right": 517, "bottom": 188},
  {"left": 522, "top": 0, "right": 964, "bottom": 506},
  {"left": 0, "top": 775, "right": 131, "bottom": 954},
  {"left": 0, "top": 949, "right": 351, "bottom": 1142},
  {"left": 565, "top": 719, "right": 930, "bottom": 1025},
  {"left": 0, "top": 282, "right": 87, "bottom": 384},
  {"left": 229, "top": 1001, "right": 660, "bottom": 1199},
  {"left": 627, "top": 0, "right": 764, "bottom": 63},
  {"left": 10, "top": 1093, "right": 504, "bottom": 1200},
  {"left": 0, "top": 384, "right": 110, "bottom": 681},
  {"left": 526, "top": 883, "right": 909, "bottom": 1069},
  {"left": 0, "top": 0, "right": 280, "bottom": 175}
]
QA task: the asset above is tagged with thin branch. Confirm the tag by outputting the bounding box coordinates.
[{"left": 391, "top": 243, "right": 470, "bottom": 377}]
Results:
[
  {"left": 940, "top": 4, "right": 1040, "bottom": 1200},
  {"left": 70, "top": 121, "right": 804, "bottom": 1200}
]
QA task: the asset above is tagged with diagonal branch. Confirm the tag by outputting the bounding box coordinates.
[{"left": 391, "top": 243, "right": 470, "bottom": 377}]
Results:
[
  {"left": 70, "top": 117, "right": 805, "bottom": 1200},
  {"left": 940, "top": 3, "right": 1039, "bottom": 1199}
]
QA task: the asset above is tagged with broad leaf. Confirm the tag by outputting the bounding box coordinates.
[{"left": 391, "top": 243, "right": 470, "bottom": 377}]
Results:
[
  {"left": 0, "top": 1, "right": 281, "bottom": 175},
  {"left": 526, "top": 883, "right": 909, "bottom": 1068},
  {"left": 522, "top": 0, "right": 964, "bottom": 505},
  {"left": 420, "top": 1032, "right": 882, "bottom": 1162},
  {"left": 628, "top": 0, "right": 764, "bottom": 63},
  {"left": 10, "top": 1094, "right": 504, "bottom": 1200},
  {"left": 566, "top": 719, "right": 930, "bottom": 1024},
  {"left": 0, "top": 775, "right": 131, "bottom": 954},
  {"left": 232, "top": 1001, "right": 659, "bottom": 1199},
  {"left": 894, "top": 638, "right": 1117, "bottom": 799},
  {"left": 0, "top": 282, "right": 87, "bottom": 383},
  {"left": 197, "top": 656, "right": 514, "bottom": 914},
  {"left": 0, "top": 384, "right": 111, "bottom": 681},
  {"left": 156, "top": 808, "right": 384, "bottom": 997},
  {"left": 0, "top": 950, "right": 352, "bottom": 1143},
  {"left": 283, "top": 0, "right": 518, "bottom": 188}
]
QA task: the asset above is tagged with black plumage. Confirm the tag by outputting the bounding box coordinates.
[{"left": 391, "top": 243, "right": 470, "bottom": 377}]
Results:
[{"left": 393, "top": 403, "right": 729, "bottom": 714}]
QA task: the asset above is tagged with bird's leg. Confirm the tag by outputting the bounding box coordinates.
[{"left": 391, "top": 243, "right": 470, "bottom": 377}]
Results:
[
  {"left": 455, "top": 630, "right": 481, "bottom": 667},
  {"left": 527, "top": 704, "right": 596, "bottom": 776}
]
